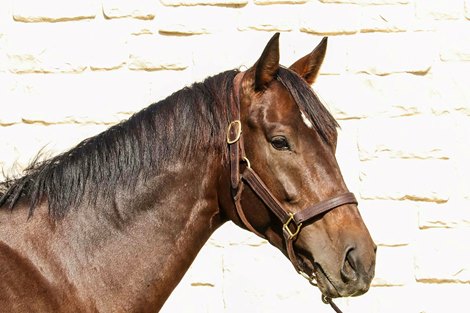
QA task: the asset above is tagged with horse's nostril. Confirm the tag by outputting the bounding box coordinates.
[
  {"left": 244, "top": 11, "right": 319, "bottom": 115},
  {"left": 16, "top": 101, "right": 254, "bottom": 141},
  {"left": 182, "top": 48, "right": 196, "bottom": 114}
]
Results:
[{"left": 341, "top": 248, "right": 358, "bottom": 283}]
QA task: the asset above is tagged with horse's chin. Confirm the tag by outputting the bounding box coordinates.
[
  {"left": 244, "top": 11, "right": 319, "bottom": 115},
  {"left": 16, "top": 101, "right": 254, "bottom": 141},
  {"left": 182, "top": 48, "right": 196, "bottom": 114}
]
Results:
[
  {"left": 298, "top": 257, "right": 338, "bottom": 298},
  {"left": 313, "top": 263, "right": 370, "bottom": 298},
  {"left": 312, "top": 264, "right": 342, "bottom": 298}
]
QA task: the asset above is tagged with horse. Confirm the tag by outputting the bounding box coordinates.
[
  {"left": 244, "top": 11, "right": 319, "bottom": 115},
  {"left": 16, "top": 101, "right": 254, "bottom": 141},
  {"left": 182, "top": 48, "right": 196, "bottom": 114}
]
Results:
[{"left": 0, "top": 33, "right": 376, "bottom": 313}]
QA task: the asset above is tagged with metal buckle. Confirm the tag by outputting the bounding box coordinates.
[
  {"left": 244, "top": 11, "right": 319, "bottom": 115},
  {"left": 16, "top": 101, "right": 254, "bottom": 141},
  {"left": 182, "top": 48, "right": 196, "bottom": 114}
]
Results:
[
  {"left": 299, "top": 271, "right": 318, "bottom": 287},
  {"left": 242, "top": 157, "right": 251, "bottom": 169},
  {"left": 227, "top": 120, "right": 242, "bottom": 144},
  {"left": 283, "top": 213, "right": 302, "bottom": 240}
]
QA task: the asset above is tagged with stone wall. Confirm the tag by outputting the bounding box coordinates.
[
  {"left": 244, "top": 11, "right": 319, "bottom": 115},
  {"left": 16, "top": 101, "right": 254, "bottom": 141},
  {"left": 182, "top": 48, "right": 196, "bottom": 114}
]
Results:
[{"left": 1, "top": 0, "right": 469, "bottom": 312}]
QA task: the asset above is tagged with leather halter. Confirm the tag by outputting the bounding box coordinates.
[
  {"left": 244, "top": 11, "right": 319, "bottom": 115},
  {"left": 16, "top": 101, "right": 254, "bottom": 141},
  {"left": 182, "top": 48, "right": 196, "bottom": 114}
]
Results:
[{"left": 227, "top": 72, "right": 357, "bottom": 312}]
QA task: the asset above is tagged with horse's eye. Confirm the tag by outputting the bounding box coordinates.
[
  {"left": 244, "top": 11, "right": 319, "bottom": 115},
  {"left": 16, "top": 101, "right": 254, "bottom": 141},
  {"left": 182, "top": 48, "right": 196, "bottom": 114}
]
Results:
[{"left": 271, "top": 136, "right": 290, "bottom": 151}]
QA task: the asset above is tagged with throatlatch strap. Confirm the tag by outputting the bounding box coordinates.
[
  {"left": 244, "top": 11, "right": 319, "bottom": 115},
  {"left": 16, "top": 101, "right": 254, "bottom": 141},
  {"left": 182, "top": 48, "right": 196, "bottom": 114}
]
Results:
[
  {"left": 241, "top": 167, "right": 290, "bottom": 224},
  {"left": 233, "top": 183, "right": 265, "bottom": 239}
]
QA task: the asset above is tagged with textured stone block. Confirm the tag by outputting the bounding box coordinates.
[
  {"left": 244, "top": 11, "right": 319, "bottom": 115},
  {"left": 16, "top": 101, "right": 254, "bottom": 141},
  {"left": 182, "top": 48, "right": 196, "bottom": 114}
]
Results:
[
  {"left": 360, "top": 200, "right": 418, "bottom": 246},
  {"left": 355, "top": 74, "right": 441, "bottom": 117},
  {"left": 102, "top": 0, "right": 157, "bottom": 20},
  {"left": 222, "top": 243, "right": 326, "bottom": 313},
  {"left": 238, "top": 4, "right": 297, "bottom": 32},
  {"left": 108, "top": 17, "right": 158, "bottom": 36},
  {"left": 0, "top": 74, "right": 24, "bottom": 125},
  {"left": 452, "top": 115, "right": 470, "bottom": 202},
  {"left": 300, "top": 3, "right": 361, "bottom": 35},
  {"left": 418, "top": 200, "right": 470, "bottom": 229},
  {"left": 335, "top": 121, "right": 361, "bottom": 192},
  {"left": 415, "top": 0, "right": 463, "bottom": 20},
  {"left": 128, "top": 35, "right": 190, "bottom": 71},
  {"left": 311, "top": 36, "right": 349, "bottom": 74},
  {"left": 158, "top": 7, "right": 237, "bottom": 35},
  {"left": 340, "top": 286, "right": 419, "bottom": 313},
  {"left": 373, "top": 246, "right": 415, "bottom": 286},
  {"left": 417, "top": 284, "right": 470, "bottom": 313},
  {"left": 0, "top": 32, "right": 7, "bottom": 72},
  {"left": 9, "top": 72, "right": 156, "bottom": 124},
  {"left": 317, "top": 73, "right": 443, "bottom": 120},
  {"left": 255, "top": 0, "right": 307, "bottom": 4},
  {"left": 415, "top": 228, "right": 470, "bottom": 283},
  {"left": 360, "top": 159, "right": 452, "bottom": 203},
  {"left": 313, "top": 74, "right": 388, "bottom": 120},
  {"left": 360, "top": 4, "right": 418, "bottom": 33},
  {"left": 13, "top": 0, "right": 97, "bottom": 22},
  {"left": 466, "top": 0, "right": 470, "bottom": 19},
  {"left": 320, "top": 0, "right": 408, "bottom": 3},
  {"left": 439, "top": 23, "right": 470, "bottom": 61},
  {"left": 87, "top": 24, "right": 128, "bottom": 71},
  {"left": 0, "top": 124, "right": 108, "bottom": 173},
  {"left": 6, "top": 23, "right": 90, "bottom": 73},
  {"left": 0, "top": 0, "right": 12, "bottom": 26},
  {"left": 347, "top": 32, "right": 436, "bottom": 75},
  {"left": 358, "top": 115, "right": 455, "bottom": 161},
  {"left": 188, "top": 32, "right": 281, "bottom": 82},
  {"left": 148, "top": 67, "right": 207, "bottom": 98},
  {"left": 161, "top": 0, "right": 248, "bottom": 6},
  {"left": 432, "top": 63, "right": 470, "bottom": 115},
  {"left": 159, "top": 17, "right": 210, "bottom": 35}
]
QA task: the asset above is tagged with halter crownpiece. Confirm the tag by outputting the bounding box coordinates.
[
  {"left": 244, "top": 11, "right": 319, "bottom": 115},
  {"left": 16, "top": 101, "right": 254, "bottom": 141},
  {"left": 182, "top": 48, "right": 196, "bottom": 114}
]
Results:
[{"left": 227, "top": 71, "right": 356, "bottom": 313}]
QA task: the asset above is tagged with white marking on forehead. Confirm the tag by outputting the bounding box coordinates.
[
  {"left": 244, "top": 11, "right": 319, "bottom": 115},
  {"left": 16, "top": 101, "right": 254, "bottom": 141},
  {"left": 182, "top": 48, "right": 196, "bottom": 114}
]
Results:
[{"left": 301, "top": 111, "right": 314, "bottom": 129}]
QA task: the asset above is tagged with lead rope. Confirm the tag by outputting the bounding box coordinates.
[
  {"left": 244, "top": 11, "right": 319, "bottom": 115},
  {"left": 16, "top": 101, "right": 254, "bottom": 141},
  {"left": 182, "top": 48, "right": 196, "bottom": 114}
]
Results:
[
  {"left": 302, "top": 266, "right": 344, "bottom": 313},
  {"left": 323, "top": 296, "right": 343, "bottom": 313}
]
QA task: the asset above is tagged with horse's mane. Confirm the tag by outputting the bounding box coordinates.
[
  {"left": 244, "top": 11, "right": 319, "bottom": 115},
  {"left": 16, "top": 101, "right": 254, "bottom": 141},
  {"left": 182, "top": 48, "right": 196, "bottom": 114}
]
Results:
[
  {"left": 0, "top": 67, "right": 337, "bottom": 219},
  {"left": 0, "top": 70, "right": 238, "bottom": 218}
]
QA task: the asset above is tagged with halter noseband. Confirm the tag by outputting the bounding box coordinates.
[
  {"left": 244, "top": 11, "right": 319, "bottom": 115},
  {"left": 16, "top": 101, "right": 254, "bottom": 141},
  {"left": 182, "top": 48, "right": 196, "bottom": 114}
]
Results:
[{"left": 227, "top": 72, "right": 356, "bottom": 313}]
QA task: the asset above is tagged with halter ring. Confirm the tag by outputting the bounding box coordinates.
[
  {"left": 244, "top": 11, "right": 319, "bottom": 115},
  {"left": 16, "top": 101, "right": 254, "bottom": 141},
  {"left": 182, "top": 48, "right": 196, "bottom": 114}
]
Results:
[
  {"left": 283, "top": 213, "right": 302, "bottom": 240},
  {"left": 227, "top": 120, "right": 242, "bottom": 144}
]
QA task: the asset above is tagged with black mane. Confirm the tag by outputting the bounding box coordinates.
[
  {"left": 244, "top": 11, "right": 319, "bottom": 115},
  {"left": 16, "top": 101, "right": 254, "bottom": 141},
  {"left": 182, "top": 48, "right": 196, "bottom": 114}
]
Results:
[
  {"left": 0, "top": 67, "right": 337, "bottom": 219},
  {"left": 0, "top": 70, "right": 238, "bottom": 218}
]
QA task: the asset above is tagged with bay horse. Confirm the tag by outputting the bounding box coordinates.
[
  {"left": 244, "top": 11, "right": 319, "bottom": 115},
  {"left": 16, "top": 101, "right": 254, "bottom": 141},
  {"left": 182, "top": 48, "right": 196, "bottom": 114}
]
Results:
[{"left": 0, "top": 33, "right": 376, "bottom": 313}]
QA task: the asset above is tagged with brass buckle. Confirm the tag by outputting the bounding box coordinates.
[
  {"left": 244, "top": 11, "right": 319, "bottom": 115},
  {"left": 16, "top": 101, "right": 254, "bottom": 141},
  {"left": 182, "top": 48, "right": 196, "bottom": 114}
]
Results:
[
  {"left": 227, "top": 120, "right": 242, "bottom": 144},
  {"left": 299, "top": 271, "right": 318, "bottom": 287},
  {"left": 283, "top": 213, "right": 302, "bottom": 240},
  {"left": 242, "top": 157, "right": 251, "bottom": 169}
]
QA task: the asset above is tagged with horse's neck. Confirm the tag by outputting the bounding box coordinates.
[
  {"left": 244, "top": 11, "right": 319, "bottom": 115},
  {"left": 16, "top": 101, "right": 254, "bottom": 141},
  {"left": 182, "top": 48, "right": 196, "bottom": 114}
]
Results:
[
  {"left": 0, "top": 156, "right": 225, "bottom": 313},
  {"left": 78, "top": 157, "right": 225, "bottom": 312}
]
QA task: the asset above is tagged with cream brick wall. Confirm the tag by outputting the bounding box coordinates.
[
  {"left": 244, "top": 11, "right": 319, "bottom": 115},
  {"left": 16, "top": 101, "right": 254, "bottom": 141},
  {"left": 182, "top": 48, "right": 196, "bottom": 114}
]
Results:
[{"left": 0, "top": 1, "right": 469, "bottom": 312}]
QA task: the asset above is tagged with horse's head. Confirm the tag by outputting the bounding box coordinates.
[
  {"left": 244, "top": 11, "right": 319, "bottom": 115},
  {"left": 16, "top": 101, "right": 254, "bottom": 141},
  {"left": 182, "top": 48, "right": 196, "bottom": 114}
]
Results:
[{"left": 224, "top": 33, "right": 376, "bottom": 299}]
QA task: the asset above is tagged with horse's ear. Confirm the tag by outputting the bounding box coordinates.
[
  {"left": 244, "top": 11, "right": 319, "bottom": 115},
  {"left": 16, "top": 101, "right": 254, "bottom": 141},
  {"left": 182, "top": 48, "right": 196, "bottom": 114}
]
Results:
[
  {"left": 289, "top": 37, "right": 327, "bottom": 85},
  {"left": 251, "top": 32, "right": 280, "bottom": 91}
]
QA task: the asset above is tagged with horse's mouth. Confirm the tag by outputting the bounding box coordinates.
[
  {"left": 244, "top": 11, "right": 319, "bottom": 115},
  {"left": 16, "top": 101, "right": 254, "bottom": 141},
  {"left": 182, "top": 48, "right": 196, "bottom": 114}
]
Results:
[
  {"left": 312, "top": 263, "right": 342, "bottom": 298},
  {"left": 297, "top": 251, "right": 342, "bottom": 298},
  {"left": 313, "top": 261, "right": 368, "bottom": 298}
]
